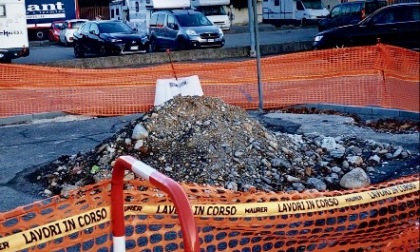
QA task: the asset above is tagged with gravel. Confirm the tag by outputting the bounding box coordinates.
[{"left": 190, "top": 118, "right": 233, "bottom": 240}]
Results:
[{"left": 28, "top": 96, "right": 419, "bottom": 196}]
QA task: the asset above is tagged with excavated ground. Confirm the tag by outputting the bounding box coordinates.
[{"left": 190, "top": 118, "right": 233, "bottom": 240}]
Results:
[{"left": 28, "top": 96, "right": 419, "bottom": 196}]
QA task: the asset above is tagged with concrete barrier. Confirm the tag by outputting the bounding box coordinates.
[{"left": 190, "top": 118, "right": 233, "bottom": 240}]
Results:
[{"left": 44, "top": 41, "right": 313, "bottom": 69}]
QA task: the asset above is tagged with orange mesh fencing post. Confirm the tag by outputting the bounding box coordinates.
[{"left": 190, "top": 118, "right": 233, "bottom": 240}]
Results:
[{"left": 112, "top": 155, "right": 200, "bottom": 252}]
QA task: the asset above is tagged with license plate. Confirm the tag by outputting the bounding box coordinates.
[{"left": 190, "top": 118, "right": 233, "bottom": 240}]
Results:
[
  {"left": 207, "top": 39, "right": 215, "bottom": 42},
  {"left": 130, "top": 46, "right": 139, "bottom": 50}
]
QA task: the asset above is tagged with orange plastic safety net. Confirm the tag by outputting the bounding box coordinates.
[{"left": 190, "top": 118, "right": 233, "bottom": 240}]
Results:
[
  {"left": 0, "top": 44, "right": 419, "bottom": 252},
  {"left": 0, "top": 174, "right": 418, "bottom": 252},
  {"left": 0, "top": 44, "right": 419, "bottom": 118}
]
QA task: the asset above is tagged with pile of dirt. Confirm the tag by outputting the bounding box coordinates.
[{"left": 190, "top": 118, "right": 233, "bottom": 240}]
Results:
[{"left": 30, "top": 96, "right": 419, "bottom": 196}]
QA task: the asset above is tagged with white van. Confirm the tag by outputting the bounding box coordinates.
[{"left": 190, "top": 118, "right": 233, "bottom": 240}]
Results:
[
  {"left": 109, "top": 0, "right": 191, "bottom": 35},
  {"left": 262, "top": 0, "right": 329, "bottom": 26},
  {"left": 191, "top": 0, "right": 231, "bottom": 30},
  {"left": 0, "top": 0, "right": 30, "bottom": 63}
]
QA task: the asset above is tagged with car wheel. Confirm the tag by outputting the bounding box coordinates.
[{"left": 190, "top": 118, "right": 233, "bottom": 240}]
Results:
[
  {"left": 150, "top": 39, "right": 159, "bottom": 52},
  {"left": 99, "top": 45, "right": 108, "bottom": 57},
  {"left": 36, "top": 31, "right": 45, "bottom": 40},
  {"left": 64, "top": 39, "right": 69, "bottom": 47},
  {"left": 335, "top": 41, "right": 346, "bottom": 48},
  {"left": 74, "top": 43, "right": 84, "bottom": 58},
  {"left": 0, "top": 58, "right": 12, "bottom": 64},
  {"left": 144, "top": 42, "right": 150, "bottom": 53},
  {"left": 176, "top": 38, "right": 187, "bottom": 51}
]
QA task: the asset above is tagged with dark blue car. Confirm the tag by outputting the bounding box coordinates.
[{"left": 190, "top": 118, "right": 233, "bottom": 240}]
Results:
[
  {"left": 313, "top": 3, "right": 420, "bottom": 50},
  {"left": 318, "top": 0, "right": 387, "bottom": 31},
  {"left": 73, "top": 20, "right": 149, "bottom": 58}
]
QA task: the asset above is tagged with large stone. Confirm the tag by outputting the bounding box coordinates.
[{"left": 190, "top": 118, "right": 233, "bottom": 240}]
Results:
[
  {"left": 340, "top": 168, "right": 371, "bottom": 189},
  {"left": 271, "top": 158, "right": 292, "bottom": 169},
  {"left": 132, "top": 124, "right": 149, "bottom": 140},
  {"left": 346, "top": 156, "right": 364, "bottom": 166},
  {"left": 307, "top": 178, "right": 327, "bottom": 191},
  {"left": 321, "top": 137, "right": 337, "bottom": 151}
]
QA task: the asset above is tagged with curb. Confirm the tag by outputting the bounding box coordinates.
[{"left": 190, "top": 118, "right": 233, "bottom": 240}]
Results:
[
  {"left": 0, "top": 112, "right": 67, "bottom": 126},
  {"left": 290, "top": 104, "right": 420, "bottom": 121},
  {"left": 1, "top": 105, "right": 418, "bottom": 127},
  {"left": 42, "top": 41, "right": 313, "bottom": 69}
]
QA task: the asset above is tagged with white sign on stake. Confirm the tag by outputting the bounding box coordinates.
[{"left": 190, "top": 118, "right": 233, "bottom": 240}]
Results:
[{"left": 154, "top": 75, "right": 203, "bottom": 106}]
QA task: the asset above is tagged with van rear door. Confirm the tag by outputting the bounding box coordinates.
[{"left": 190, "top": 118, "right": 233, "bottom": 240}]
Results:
[{"left": 0, "top": 0, "right": 29, "bottom": 62}]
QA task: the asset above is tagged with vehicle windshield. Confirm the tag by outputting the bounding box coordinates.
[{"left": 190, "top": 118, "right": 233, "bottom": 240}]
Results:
[
  {"left": 54, "top": 23, "right": 63, "bottom": 29},
  {"left": 176, "top": 13, "right": 213, "bottom": 27},
  {"left": 198, "top": 6, "right": 227, "bottom": 16},
  {"left": 302, "top": 0, "right": 324, "bottom": 9},
  {"left": 99, "top": 22, "right": 133, "bottom": 33},
  {"left": 365, "top": 1, "right": 387, "bottom": 14},
  {"left": 71, "top": 21, "right": 86, "bottom": 29}
]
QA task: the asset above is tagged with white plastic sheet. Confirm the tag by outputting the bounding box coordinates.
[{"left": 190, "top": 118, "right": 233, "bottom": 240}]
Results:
[{"left": 154, "top": 75, "right": 203, "bottom": 106}]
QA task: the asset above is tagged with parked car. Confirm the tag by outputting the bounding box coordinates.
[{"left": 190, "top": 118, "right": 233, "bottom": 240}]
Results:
[
  {"left": 73, "top": 20, "right": 149, "bottom": 58},
  {"left": 313, "top": 3, "right": 420, "bottom": 50},
  {"left": 318, "top": 0, "right": 387, "bottom": 31},
  {"left": 59, "top": 19, "right": 89, "bottom": 46},
  {"left": 48, "top": 21, "right": 64, "bottom": 42},
  {"left": 149, "top": 9, "right": 225, "bottom": 52}
]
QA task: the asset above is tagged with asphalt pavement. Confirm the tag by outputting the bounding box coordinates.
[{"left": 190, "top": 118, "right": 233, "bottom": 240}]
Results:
[
  {"left": 0, "top": 114, "right": 143, "bottom": 212},
  {"left": 0, "top": 105, "right": 418, "bottom": 213}
]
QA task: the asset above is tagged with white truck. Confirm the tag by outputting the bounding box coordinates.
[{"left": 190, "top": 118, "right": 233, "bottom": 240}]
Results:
[
  {"left": 109, "top": 0, "right": 146, "bottom": 34},
  {"left": 262, "top": 0, "right": 329, "bottom": 26},
  {"left": 0, "top": 0, "right": 29, "bottom": 63},
  {"left": 109, "top": 0, "right": 190, "bottom": 35},
  {"left": 191, "top": 0, "right": 231, "bottom": 30}
]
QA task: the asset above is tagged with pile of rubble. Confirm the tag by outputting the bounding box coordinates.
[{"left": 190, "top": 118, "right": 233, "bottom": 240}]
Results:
[{"left": 33, "top": 96, "right": 418, "bottom": 196}]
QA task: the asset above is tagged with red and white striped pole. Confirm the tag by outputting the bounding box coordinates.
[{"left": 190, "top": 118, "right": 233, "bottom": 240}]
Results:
[{"left": 111, "top": 155, "right": 200, "bottom": 252}]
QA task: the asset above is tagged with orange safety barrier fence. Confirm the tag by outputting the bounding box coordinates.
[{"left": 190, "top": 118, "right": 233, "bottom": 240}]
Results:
[
  {"left": 0, "top": 171, "right": 418, "bottom": 252},
  {"left": 0, "top": 44, "right": 419, "bottom": 118}
]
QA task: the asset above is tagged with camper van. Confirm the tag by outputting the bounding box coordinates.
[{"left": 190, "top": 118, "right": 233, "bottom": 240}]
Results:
[
  {"left": 0, "top": 0, "right": 29, "bottom": 63},
  {"left": 110, "top": 0, "right": 190, "bottom": 35},
  {"left": 109, "top": 0, "right": 147, "bottom": 34},
  {"left": 191, "top": 0, "right": 231, "bottom": 30},
  {"left": 262, "top": 0, "right": 329, "bottom": 26}
]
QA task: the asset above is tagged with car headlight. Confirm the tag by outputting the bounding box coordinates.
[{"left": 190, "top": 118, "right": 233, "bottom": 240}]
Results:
[
  {"left": 218, "top": 28, "right": 223, "bottom": 35},
  {"left": 314, "top": 35, "right": 323, "bottom": 42},
  {"left": 110, "top": 38, "right": 122, "bottom": 43},
  {"left": 186, "top": 29, "right": 198, "bottom": 36}
]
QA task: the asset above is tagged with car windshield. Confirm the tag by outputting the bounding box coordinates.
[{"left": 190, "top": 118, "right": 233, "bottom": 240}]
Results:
[
  {"left": 54, "top": 23, "right": 63, "bottom": 29},
  {"left": 302, "top": 0, "right": 324, "bottom": 9},
  {"left": 71, "top": 21, "right": 86, "bottom": 29},
  {"left": 99, "top": 22, "right": 133, "bottom": 33},
  {"left": 199, "top": 6, "right": 227, "bottom": 16},
  {"left": 176, "top": 13, "right": 213, "bottom": 27},
  {"left": 365, "top": 1, "right": 387, "bottom": 14}
]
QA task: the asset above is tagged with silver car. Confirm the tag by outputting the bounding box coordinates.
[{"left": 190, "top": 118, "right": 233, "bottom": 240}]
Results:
[
  {"left": 149, "top": 9, "right": 225, "bottom": 51},
  {"left": 59, "top": 19, "right": 89, "bottom": 46}
]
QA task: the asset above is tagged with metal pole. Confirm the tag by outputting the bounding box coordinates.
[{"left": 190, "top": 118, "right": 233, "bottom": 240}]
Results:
[
  {"left": 111, "top": 156, "right": 200, "bottom": 252},
  {"left": 252, "top": 0, "right": 264, "bottom": 111},
  {"left": 247, "top": 0, "right": 256, "bottom": 57}
]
